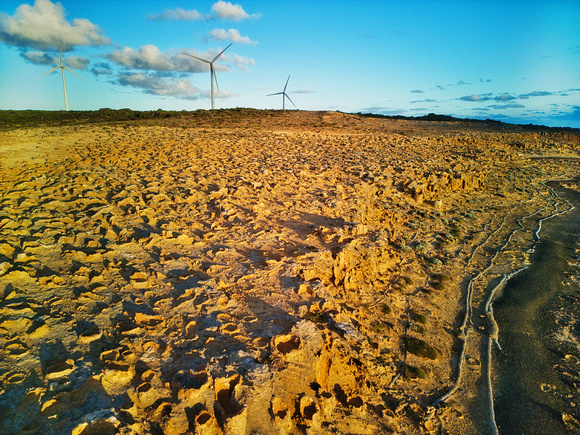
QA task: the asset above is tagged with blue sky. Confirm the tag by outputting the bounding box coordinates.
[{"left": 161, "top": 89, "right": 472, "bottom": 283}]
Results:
[{"left": 0, "top": 0, "right": 579, "bottom": 127}]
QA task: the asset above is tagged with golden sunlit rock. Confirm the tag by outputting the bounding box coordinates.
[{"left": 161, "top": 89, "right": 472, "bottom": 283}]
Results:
[{"left": 0, "top": 110, "right": 578, "bottom": 434}]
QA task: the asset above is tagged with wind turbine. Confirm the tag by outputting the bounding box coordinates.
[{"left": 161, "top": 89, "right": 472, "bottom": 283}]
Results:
[
  {"left": 267, "top": 75, "right": 295, "bottom": 110},
  {"left": 182, "top": 43, "right": 233, "bottom": 110},
  {"left": 39, "top": 40, "right": 84, "bottom": 111}
]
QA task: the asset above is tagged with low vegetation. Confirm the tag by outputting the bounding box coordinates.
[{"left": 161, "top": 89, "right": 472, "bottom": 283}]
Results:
[
  {"left": 406, "top": 337, "right": 438, "bottom": 360},
  {"left": 401, "top": 363, "right": 427, "bottom": 379}
]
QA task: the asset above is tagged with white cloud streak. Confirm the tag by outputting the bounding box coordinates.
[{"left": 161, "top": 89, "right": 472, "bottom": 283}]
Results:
[
  {"left": 148, "top": 1, "right": 259, "bottom": 22},
  {"left": 21, "top": 50, "right": 56, "bottom": 65},
  {"left": 459, "top": 94, "right": 490, "bottom": 102},
  {"left": 208, "top": 28, "right": 256, "bottom": 45},
  {"left": 493, "top": 94, "right": 517, "bottom": 101},
  {"left": 102, "top": 44, "right": 254, "bottom": 99},
  {"left": 104, "top": 44, "right": 256, "bottom": 74},
  {"left": 115, "top": 72, "right": 202, "bottom": 99},
  {"left": 148, "top": 7, "right": 205, "bottom": 21},
  {"left": 0, "top": 0, "right": 110, "bottom": 50},
  {"left": 106, "top": 45, "right": 179, "bottom": 72},
  {"left": 519, "top": 91, "right": 553, "bottom": 99},
  {"left": 489, "top": 103, "right": 526, "bottom": 109},
  {"left": 21, "top": 49, "right": 88, "bottom": 70},
  {"left": 211, "top": 1, "right": 259, "bottom": 21},
  {"left": 411, "top": 99, "right": 438, "bottom": 103},
  {"left": 103, "top": 45, "right": 255, "bottom": 73},
  {"left": 226, "top": 53, "right": 255, "bottom": 71},
  {"left": 460, "top": 90, "right": 569, "bottom": 107},
  {"left": 90, "top": 62, "right": 114, "bottom": 77},
  {"left": 65, "top": 55, "right": 90, "bottom": 70}
]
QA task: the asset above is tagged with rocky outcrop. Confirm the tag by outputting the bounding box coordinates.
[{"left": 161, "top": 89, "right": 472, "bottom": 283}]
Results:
[{"left": 304, "top": 240, "right": 399, "bottom": 295}]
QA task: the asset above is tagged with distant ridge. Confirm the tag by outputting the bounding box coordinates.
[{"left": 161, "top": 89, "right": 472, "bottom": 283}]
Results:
[
  {"left": 357, "top": 111, "right": 580, "bottom": 133},
  {"left": 0, "top": 108, "right": 578, "bottom": 134}
]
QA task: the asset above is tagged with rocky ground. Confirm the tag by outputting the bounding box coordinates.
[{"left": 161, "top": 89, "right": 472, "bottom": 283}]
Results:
[{"left": 0, "top": 110, "right": 579, "bottom": 434}]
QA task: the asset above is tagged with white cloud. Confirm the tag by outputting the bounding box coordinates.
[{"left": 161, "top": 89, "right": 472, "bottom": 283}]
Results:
[
  {"left": 434, "top": 80, "right": 472, "bottom": 90},
  {"left": 90, "top": 62, "right": 113, "bottom": 76},
  {"left": 226, "top": 53, "right": 255, "bottom": 71},
  {"left": 148, "top": 1, "right": 259, "bottom": 22},
  {"left": 519, "top": 91, "right": 553, "bottom": 99},
  {"left": 213, "top": 90, "right": 237, "bottom": 100},
  {"left": 21, "top": 50, "right": 56, "bottom": 65},
  {"left": 459, "top": 94, "right": 485, "bottom": 102},
  {"left": 489, "top": 103, "right": 526, "bottom": 109},
  {"left": 0, "top": 0, "right": 110, "bottom": 50},
  {"left": 208, "top": 28, "right": 256, "bottom": 45},
  {"left": 211, "top": 1, "right": 259, "bottom": 21},
  {"left": 115, "top": 72, "right": 202, "bottom": 99},
  {"left": 148, "top": 7, "right": 206, "bottom": 21},
  {"left": 20, "top": 50, "right": 88, "bottom": 70},
  {"left": 65, "top": 55, "right": 89, "bottom": 70},
  {"left": 101, "top": 44, "right": 253, "bottom": 99},
  {"left": 106, "top": 45, "right": 177, "bottom": 72},
  {"left": 104, "top": 44, "right": 254, "bottom": 74},
  {"left": 493, "top": 94, "right": 517, "bottom": 101}
]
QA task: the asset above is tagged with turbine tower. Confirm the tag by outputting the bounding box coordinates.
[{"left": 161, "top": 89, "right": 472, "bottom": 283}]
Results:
[
  {"left": 267, "top": 75, "right": 295, "bottom": 110},
  {"left": 39, "top": 40, "right": 84, "bottom": 111},
  {"left": 182, "top": 43, "right": 233, "bottom": 110}
]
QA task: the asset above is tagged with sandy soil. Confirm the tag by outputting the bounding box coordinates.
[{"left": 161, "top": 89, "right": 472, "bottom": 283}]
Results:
[{"left": 0, "top": 111, "right": 579, "bottom": 434}]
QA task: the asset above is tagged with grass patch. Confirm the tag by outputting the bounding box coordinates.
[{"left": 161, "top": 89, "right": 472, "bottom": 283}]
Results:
[
  {"left": 431, "top": 273, "right": 451, "bottom": 282},
  {"left": 371, "top": 322, "right": 386, "bottom": 333},
  {"left": 431, "top": 281, "right": 445, "bottom": 290},
  {"left": 306, "top": 311, "right": 328, "bottom": 324},
  {"left": 406, "top": 337, "right": 438, "bottom": 360},
  {"left": 411, "top": 313, "right": 427, "bottom": 324},
  {"left": 401, "top": 363, "right": 427, "bottom": 379},
  {"left": 409, "top": 323, "right": 426, "bottom": 334},
  {"left": 450, "top": 220, "right": 462, "bottom": 238},
  {"left": 430, "top": 273, "right": 451, "bottom": 290},
  {"left": 381, "top": 304, "right": 392, "bottom": 315}
]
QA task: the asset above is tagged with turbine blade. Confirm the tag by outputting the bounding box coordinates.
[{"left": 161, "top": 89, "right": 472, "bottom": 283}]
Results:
[
  {"left": 64, "top": 66, "right": 85, "bottom": 81},
  {"left": 59, "top": 39, "right": 63, "bottom": 66},
  {"left": 212, "top": 66, "right": 220, "bottom": 92},
  {"left": 284, "top": 92, "right": 296, "bottom": 107},
  {"left": 212, "top": 42, "right": 233, "bottom": 63},
  {"left": 284, "top": 75, "right": 290, "bottom": 92},
  {"left": 39, "top": 66, "right": 61, "bottom": 77},
  {"left": 182, "top": 52, "right": 211, "bottom": 64},
  {"left": 267, "top": 92, "right": 283, "bottom": 96}
]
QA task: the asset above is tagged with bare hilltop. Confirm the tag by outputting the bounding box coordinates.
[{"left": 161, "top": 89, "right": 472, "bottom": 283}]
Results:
[{"left": 1, "top": 109, "right": 579, "bottom": 434}]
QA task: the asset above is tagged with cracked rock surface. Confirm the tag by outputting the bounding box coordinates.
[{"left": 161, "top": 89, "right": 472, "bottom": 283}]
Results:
[{"left": 1, "top": 110, "right": 578, "bottom": 434}]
